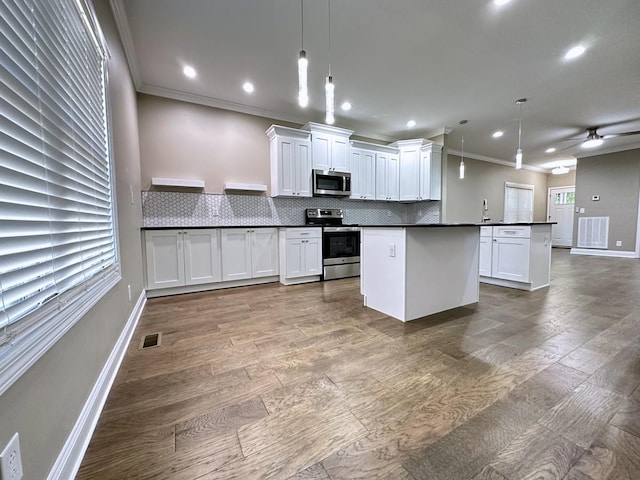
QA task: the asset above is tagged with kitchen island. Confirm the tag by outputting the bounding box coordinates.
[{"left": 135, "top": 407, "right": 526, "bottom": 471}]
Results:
[{"left": 361, "top": 224, "right": 481, "bottom": 322}]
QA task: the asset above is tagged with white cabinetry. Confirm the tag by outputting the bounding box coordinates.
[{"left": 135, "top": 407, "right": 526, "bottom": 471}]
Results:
[
  {"left": 221, "top": 228, "right": 279, "bottom": 281},
  {"left": 395, "top": 139, "right": 443, "bottom": 202},
  {"left": 145, "top": 229, "right": 221, "bottom": 290},
  {"left": 303, "top": 122, "right": 353, "bottom": 172},
  {"left": 279, "top": 228, "right": 322, "bottom": 285},
  {"left": 375, "top": 149, "right": 400, "bottom": 201},
  {"left": 349, "top": 141, "right": 376, "bottom": 200},
  {"left": 480, "top": 224, "right": 552, "bottom": 291},
  {"left": 479, "top": 226, "right": 493, "bottom": 277},
  {"left": 266, "top": 125, "right": 312, "bottom": 197}
]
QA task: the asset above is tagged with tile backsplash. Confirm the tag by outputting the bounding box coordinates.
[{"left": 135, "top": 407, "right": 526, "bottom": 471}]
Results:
[{"left": 142, "top": 191, "right": 440, "bottom": 227}]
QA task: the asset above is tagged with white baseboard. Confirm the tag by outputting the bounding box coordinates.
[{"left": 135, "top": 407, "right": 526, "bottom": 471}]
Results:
[
  {"left": 570, "top": 248, "right": 639, "bottom": 258},
  {"left": 47, "top": 290, "right": 146, "bottom": 480}
]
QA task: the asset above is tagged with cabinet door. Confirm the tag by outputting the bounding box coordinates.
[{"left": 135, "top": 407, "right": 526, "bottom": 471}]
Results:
[
  {"left": 375, "top": 153, "right": 388, "bottom": 200},
  {"left": 362, "top": 150, "right": 376, "bottom": 200},
  {"left": 145, "top": 230, "right": 185, "bottom": 289},
  {"left": 184, "top": 229, "right": 221, "bottom": 285},
  {"left": 491, "top": 237, "right": 531, "bottom": 282},
  {"left": 221, "top": 229, "right": 252, "bottom": 281},
  {"left": 479, "top": 236, "right": 492, "bottom": 277},
  {"left": 311, "top": 132, "right": 331, "bottom": 170},
  {"left": 251, "top": 228, "right": 279, "bottom": 277},
  {"left": 387, "top": 154, "right": 400, "bottom": 201},
  {"left": 277, "top": 138, "right": 296, "bottom": 197},
  {"left": 295, "top": 139, "right": 312, "bottom": 197},
  {"left": 285, "top": 238, "right": 304, "bottom": 278},
  {"left": 399, "top": 148, "right": 420, "bottom": 201},
  {"left": 331, "top": 135, "right": 349, "bottom": 171},
  {"left": 303, "top": 237, "right": 323, "bottom": 275},
  {"left": 349, "top": 149, "right": 363, "bottom": 199},
  {"left": 419, "top": 151, "right": 432, "bottom": 200}
]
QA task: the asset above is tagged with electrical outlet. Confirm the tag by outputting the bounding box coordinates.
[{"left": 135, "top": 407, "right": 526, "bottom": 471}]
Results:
[
  {"left": 616, "top": 240, "right": 622, "bottom": 247},
  {"left": 0, "top": 433, "right": 23, "bottom": 480},
  {"left": 388, "top": 243, "right": 396, "bottom": 257}
]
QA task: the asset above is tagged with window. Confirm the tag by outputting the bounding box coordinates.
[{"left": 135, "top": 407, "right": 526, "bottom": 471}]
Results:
[
  {"left": 0, "top": 0, "right": 119, "bottom": 394},
  {"left": 554, "top": 191, "right": 575, "bottom": 205},
  {"left": 504, "top": 182, "right": 534, "bottom": 223}
]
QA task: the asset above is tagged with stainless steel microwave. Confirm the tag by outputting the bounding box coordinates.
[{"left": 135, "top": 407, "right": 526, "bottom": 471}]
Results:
[{"left": 312, "top": 169, "right": 351, "bottom": 197}]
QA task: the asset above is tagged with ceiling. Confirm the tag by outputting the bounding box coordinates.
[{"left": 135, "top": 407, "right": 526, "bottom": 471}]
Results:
[{"left": 113, "top": 0, "right": 640, "bottom": 170}]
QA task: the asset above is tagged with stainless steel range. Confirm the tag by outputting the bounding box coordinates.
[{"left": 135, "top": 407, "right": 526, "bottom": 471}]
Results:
[{"left": 305, "top": 208, "right": 360, "bottom": 280}]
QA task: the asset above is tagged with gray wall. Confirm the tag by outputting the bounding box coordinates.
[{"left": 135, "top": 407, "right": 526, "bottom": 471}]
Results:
[
  {"left": 573, "top": 149, "right": 640, "bottom": 251},
  {"left": 547, "top": 169, "right": 576, "bottom": 189},
  {"left": 0, "top": 1, "right": 144, "bottom": 478},
  {"left": 445, "top": 154, "right": 549, "bottom": 223}
]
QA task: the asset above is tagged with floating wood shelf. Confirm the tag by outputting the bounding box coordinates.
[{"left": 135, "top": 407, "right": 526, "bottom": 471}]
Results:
[
  {"left": 151, "top": 177, "right": 205, "bottom": 188},
  {"left": 224, "top": 183, "right": 267, "bottom": 192}
]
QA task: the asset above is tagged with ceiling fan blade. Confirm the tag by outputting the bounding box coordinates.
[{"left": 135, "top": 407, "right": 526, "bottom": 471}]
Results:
[
  {"left": 606, "top": 130, "right": 640, "bottom": 138},
  {"left": 561, "top": 141, "right": 581, "bottom": 151}
]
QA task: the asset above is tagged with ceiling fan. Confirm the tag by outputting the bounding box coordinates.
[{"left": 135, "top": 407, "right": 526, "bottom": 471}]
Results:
[{"left": 562, "top": 126, "right": 640, "bottom": 151}]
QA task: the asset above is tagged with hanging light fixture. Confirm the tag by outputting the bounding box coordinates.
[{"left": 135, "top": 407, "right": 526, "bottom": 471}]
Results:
[
  {"left": 551, "top": 166, "right": 570, "bottom": 175},
  {"left": 515, "top": 98, "right": 526, "bottom": 169},
  {"left": 325, "top": 0, "right": 335, "bottom": 124},
  {"left": 458, "top": 120, "right": 467, "bottom": 179},
  {"left": 297, "top": 0, "right": 308, "bottom": 107}
]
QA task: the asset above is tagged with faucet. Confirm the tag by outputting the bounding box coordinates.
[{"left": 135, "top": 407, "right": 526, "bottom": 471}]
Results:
[{"left": 482, "top": 199, "right": 490, "bottom": 222}]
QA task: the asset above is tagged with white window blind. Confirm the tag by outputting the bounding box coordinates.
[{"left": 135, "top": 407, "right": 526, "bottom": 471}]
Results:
[
  {"left": 1, "top": 0, "right": 118, "bottom": 390},
  {"left": 504, "top": 182, "right": 534, "bottom": 223}
]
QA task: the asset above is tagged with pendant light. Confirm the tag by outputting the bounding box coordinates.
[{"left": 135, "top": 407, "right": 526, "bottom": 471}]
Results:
[
  {"left": 515, "top": 98, "right": 526, "bottom": 169},
  {"left": 458, "top": 120, "right": 467, "bottom": 179},
  {"left": 297, "top": 0, "right": 308, "bottom": 107},
  {"left": 325, "top": 0, "right": 335, "bottom": 124}
]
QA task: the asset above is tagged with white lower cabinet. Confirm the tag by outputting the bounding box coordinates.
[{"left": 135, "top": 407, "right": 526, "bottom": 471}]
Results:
[
  {"left": 479, "top": 224, "right": 552, "bottom": 291},
  {"left": 145, "top": 229, "right": 221, "bottom": 290},
  {"left": 221, "top": 228, "right": 279, "bottom": 281},
  {"left": 279, "top": 228, "right": 322, "bottom": 285}
]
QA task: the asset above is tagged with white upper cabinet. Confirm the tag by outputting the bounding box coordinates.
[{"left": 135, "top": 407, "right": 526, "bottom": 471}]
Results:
[
  {"left": 395, "top": 139, "right": 443, "bottom": 202},
  {"left": 302, "top": 122, "right": 353, "bottom": 172},
  {"left": 349, "top": 141, "right": 376, "bottom": 200},
  {"left": 375, "top": 149, "right": 399, "bottom": 201},
  {"left": 266, "top": 125, "right": 312, "bottom": 197}
]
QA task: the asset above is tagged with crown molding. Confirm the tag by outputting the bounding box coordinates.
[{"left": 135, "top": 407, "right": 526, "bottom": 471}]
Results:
[
  {"left": 109, "top": 0, "right": 142, "bottom": 89},
  {"left": 575, "top": 141, "right": 640, "bottom": 159},
  {"left": 425, "top": 126, "right": 453, "bottom": 138},
  {"left": 448, "top": 149, "right": 548, "bottom": 172}
]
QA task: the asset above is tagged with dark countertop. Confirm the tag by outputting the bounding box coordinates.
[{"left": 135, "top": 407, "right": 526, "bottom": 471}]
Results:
[{"left": 141, "top": 222, "right": 555, "bottom": 230}]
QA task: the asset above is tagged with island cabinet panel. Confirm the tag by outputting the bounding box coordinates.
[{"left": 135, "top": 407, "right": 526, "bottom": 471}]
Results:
[{"left": 361, "top": 225, "right": 480, "bottom": 322}]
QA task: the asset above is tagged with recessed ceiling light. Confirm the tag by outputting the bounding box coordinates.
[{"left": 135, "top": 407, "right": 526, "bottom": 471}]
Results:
[
  {"left": 406, "top": 120, "right": 416, "bottom": 128},
  {"left": 183, "top": 65, "right": 196, "bottom": 78},
  {"left": 545, "top": 147, "right": 556, "bottom": 153},
  {"left": 492, "top": 130, "right": 504, "bottom": 138},
  {"left": 494, "top": 0, "right": 511, "bottom": 6},
  {"left": 243, "top": 82, "right": 254, "bottom": 93},
  {"left": 564, "top": 45, "right": 586, "bottom": 60},
  {"left": 341, "top": 101, "right": 352, "bottom": 111}
]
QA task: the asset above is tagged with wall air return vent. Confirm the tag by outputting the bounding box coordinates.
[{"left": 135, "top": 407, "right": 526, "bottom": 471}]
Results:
[{"left": 577, "top": 216, "right": 609, "bottom": 249}]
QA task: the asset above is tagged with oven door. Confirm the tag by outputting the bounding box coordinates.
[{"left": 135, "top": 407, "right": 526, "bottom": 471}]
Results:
[{"left": 322, "top": 228, "right": 360, "bottom": 265}]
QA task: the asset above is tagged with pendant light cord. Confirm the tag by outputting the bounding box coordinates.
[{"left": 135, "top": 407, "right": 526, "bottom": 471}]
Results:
[
  {"left": 301, "top": 0, "right": 304, "bottom": 50},
  {"left": 328, "top": 0, "right": 331, "bottom": 75},
  {"left": 517, "top": 101, "right": 523, "bottom": 150}
]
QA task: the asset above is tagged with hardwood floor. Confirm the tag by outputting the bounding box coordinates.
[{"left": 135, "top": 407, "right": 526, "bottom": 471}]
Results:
[{"left": 77, "top": 250, "right": 640, "bottom": 479}]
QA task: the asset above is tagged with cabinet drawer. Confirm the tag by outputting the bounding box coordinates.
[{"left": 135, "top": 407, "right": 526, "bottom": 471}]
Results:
[
  {"left": 493, "top": 225, "right": 531, "bottom": 238},
  {"left": 285, "top": 227, "right": 321, "bottom": 239},
  {"left": 480, "top": 226, "right": 493, "bottom": 237}
]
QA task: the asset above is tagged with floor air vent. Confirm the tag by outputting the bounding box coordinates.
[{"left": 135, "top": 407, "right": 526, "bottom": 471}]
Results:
[{"left": 140, "top": 332, "right": 161, "bottom": 349}]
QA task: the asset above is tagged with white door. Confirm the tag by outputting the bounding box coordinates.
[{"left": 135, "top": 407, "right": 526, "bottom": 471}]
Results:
[
  {"left": 349, "top": 149, "right": 363, "bottom": 199},
  {"left": 184, "top": 229, "right": 221, "bottom": 285},
  {"left": 375, "top": 153, "right": 389, "bottom": 200},
  {"left": 399, "top": 147, "right": 420, "bottom": 201},
  {"left": 491, "top": 237, "right": 531, "bottom": 282},
  {"left": 311, "top": 132, "right": 331, "bottom": 170},
  {"left": 362, "top": 150, "right": 376, "bottom": 200},
  {"left": 285, "top": 239, "right": 304, "bottom": 278},
  {"left": 295, "top": 139, "right": 312, "bottom": 197},
  {"left": 251, "top": 228, "right": 279, "bottom": 277},
  {"left": 331, "top": 135, "right": 349, "bottom": 171},
  {"left": 547, "top": 187, "right": 575, "bottom": 247},
  {"left": 388, "top": 154, "right": 400, "bottom": 201},
  {"left": 479, "top": 236, "right": 492, "bottom": 276},
  {"left": 277, "top": 137, "right": 296, "bottom": 197},
  {"left": 220, "top": 229, "right": 252, "bottom": 281},
  {"left": 145, "top": 230, "right": 185, "bottom": 289},
  {"left": 419, "top": 151, "right": 432, "bottom": 200},
  {"left": 304, "top": 237, "right": 322, "bottom": 275}
]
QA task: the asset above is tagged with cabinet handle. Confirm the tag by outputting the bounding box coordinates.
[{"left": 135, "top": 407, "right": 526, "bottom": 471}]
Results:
[{"left": 493, "top": 239, "right": 497, "bottom": 242}]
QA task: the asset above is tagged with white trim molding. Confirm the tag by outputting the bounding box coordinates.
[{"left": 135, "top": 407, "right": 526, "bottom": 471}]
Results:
[
  {"left": 447, "top": 149, "right": 548, "bottom": 172},
  {"left": 109, "top": 0, "right": 142, "bottom": 88},
  {"left": 47, "top": 290, "right": 146, "bottom": 480},
  {"left": 570, "top": 248, "right": 639, "bottom": 259}
]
